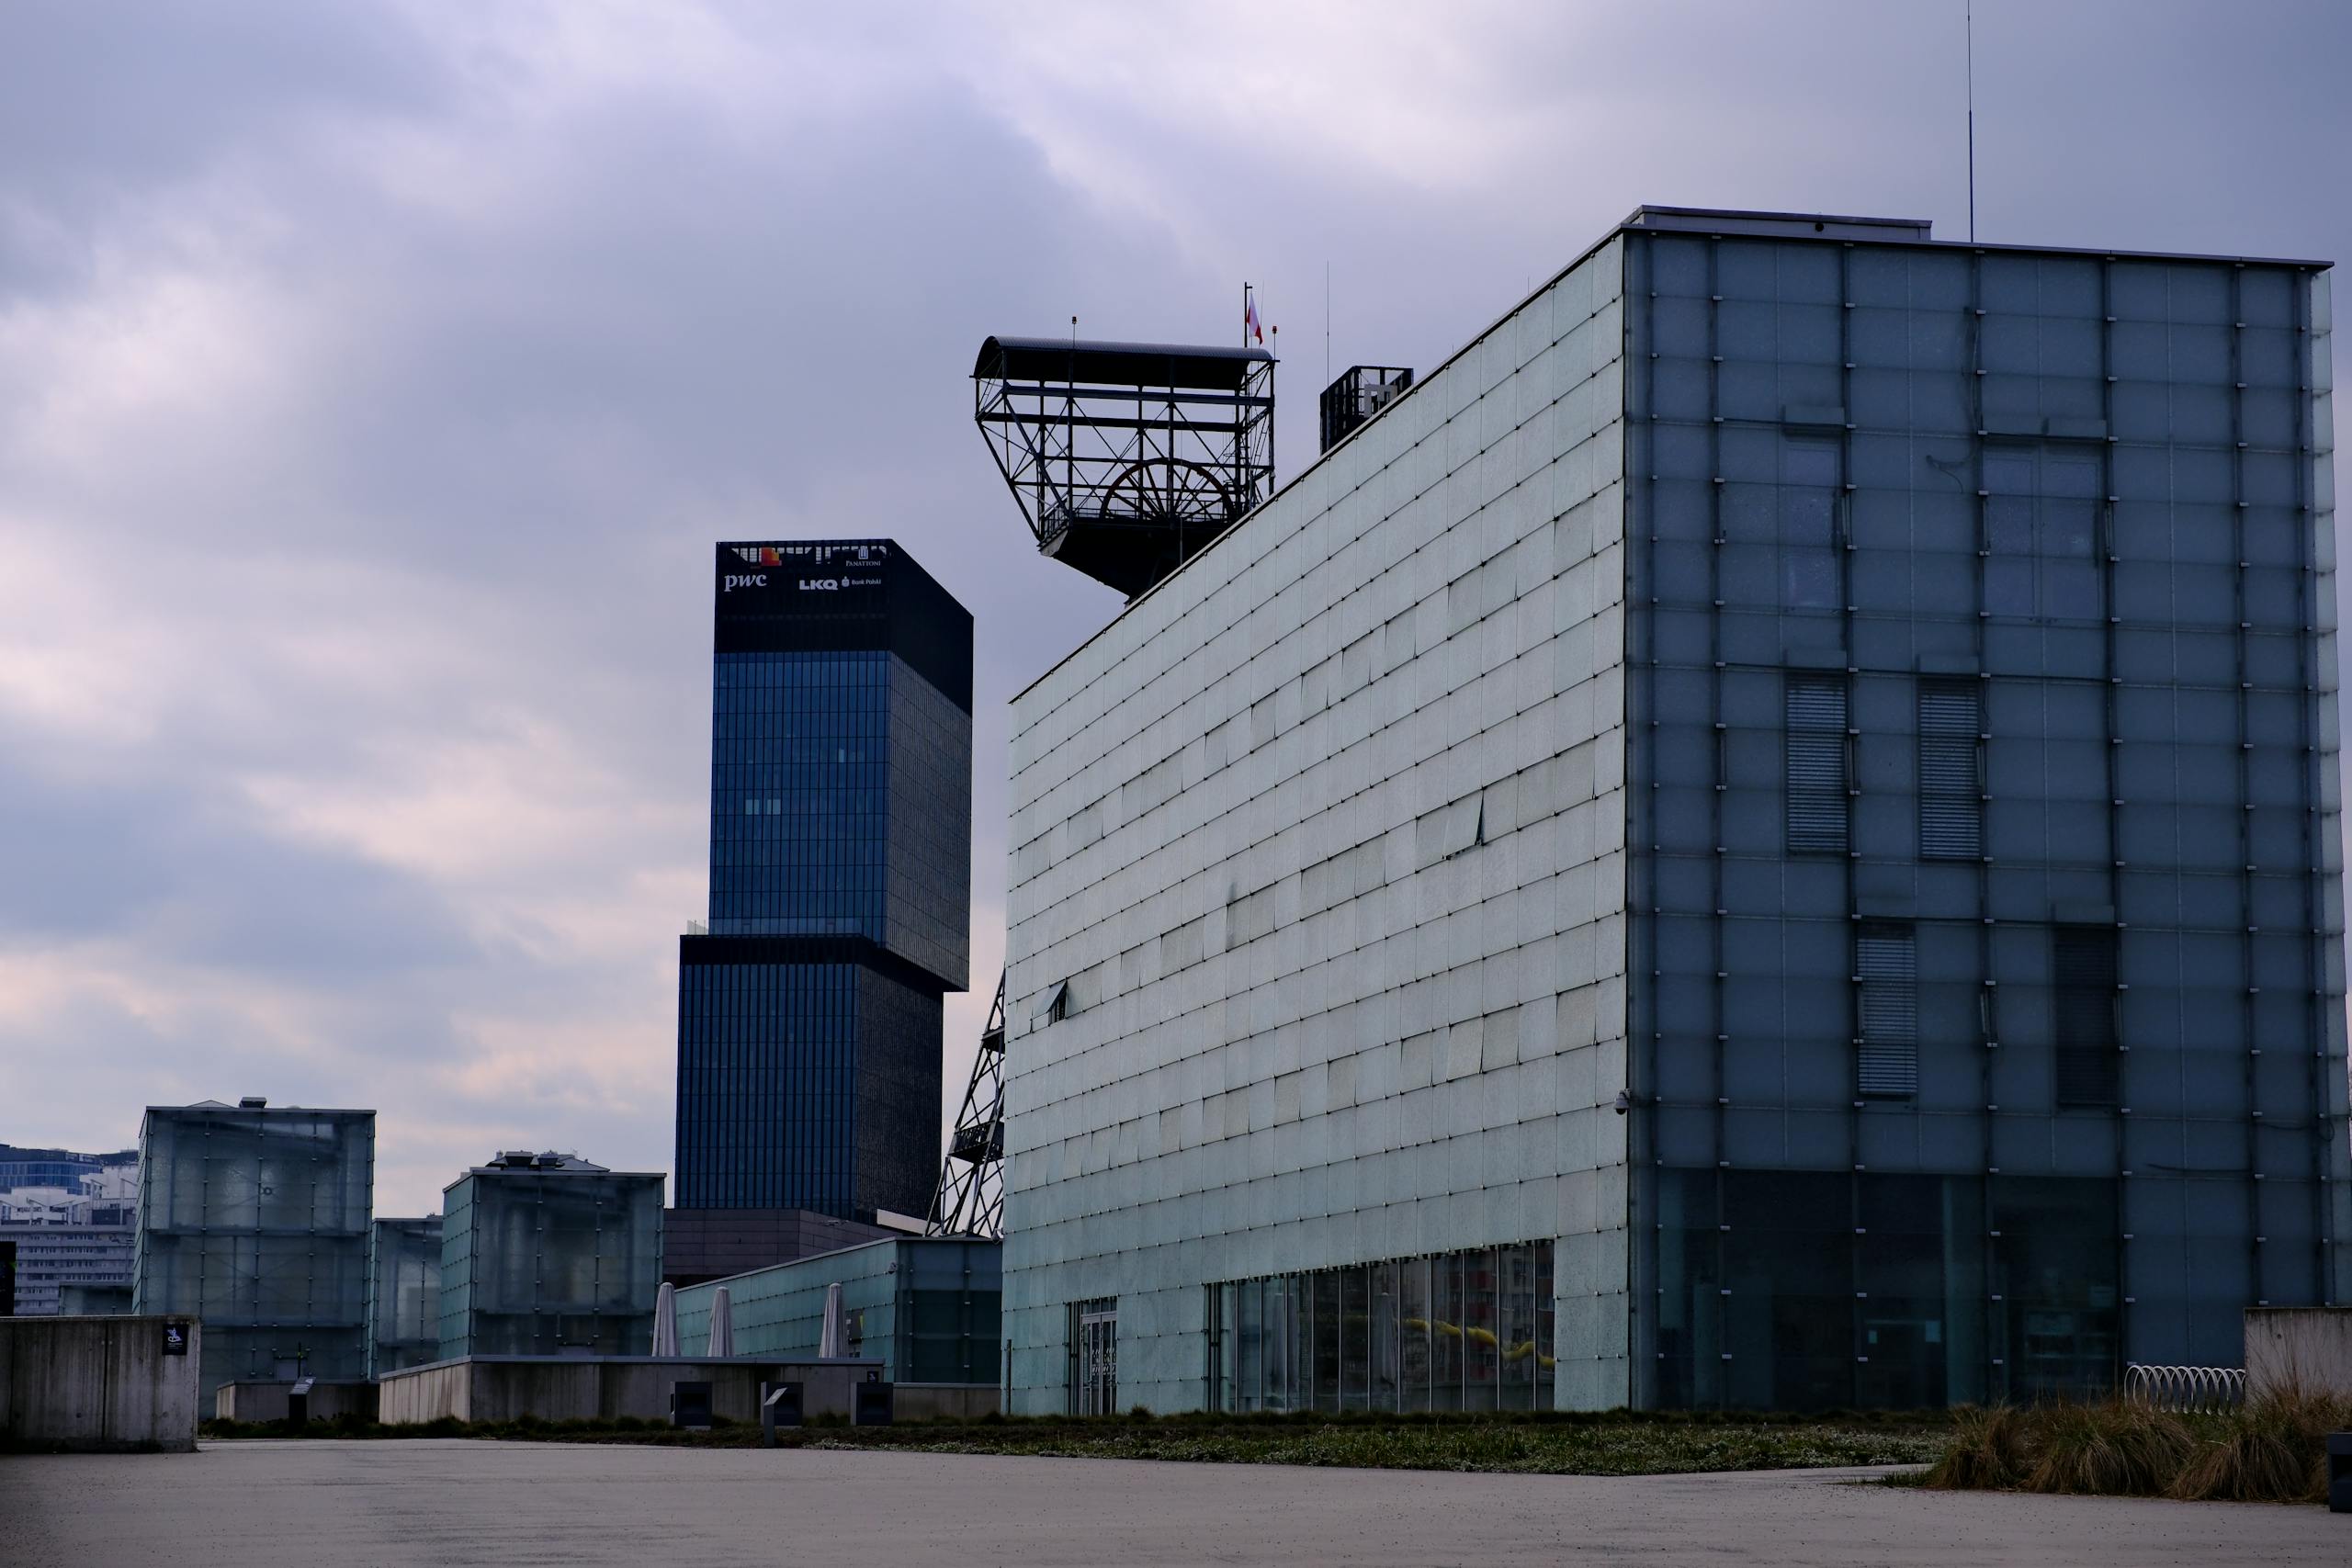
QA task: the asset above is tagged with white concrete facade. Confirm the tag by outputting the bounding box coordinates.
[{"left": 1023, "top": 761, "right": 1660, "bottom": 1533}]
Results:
[{"left": 1002, "top": 238, "right": 1634, "bottom": 1412}]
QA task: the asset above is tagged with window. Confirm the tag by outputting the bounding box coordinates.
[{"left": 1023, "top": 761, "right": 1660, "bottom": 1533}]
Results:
[
  {"left": 1785, "top": 673, "right": 1849, "bottom": 853},
  {"left": 1984, "top": 447, "right": 2101, "bottom": 621},
  {"left": 1917, "top": 680, "right": 1983, "bottom": 860},
  {"left": 1855, "top": 923, "right": 1918, "bottom": 1098},
  {"left": 2053, "top": 927, "right": 2119, "bottom": 1108},
  {"left": 1037, "top": 981, "right": 1070, "bottom": 1025}
]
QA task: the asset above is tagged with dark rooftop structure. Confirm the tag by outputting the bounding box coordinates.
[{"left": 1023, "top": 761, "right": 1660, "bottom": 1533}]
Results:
[{"left": 972, "top": 335, "right": 1274, "bottom": 598}]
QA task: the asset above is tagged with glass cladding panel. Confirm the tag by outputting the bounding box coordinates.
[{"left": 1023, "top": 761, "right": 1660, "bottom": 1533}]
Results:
[
  {"left": 1857, "top": 923, "right": 1920, "bottom": 1098},
  {"left": 1984, "top": 446, "right": 2105, "bottom": 623},
  {"left": 1340, "top": 1266, "right": 1370, "bottom": 1411},
  {"left": 1431, "top": 1254, "right": 1465, "bottom": 1409},
  {"left": 1311, "top": 1270, "right": 1340, "bottom": 1413},
  {"left": 1236, "top": 1278, "right": 1263, "bottom": 1412},
  {"left": 1400, "top": 1258, "right": 1431, "bottom": 1411},
  {"left": 1463, "top": 1247, "right": 1500, "bottom": 1410},
  {"left": 1370, "top": 1262, "right": 1401, "bottom": 1413},
  {"left": 2053, "top": 928, "right": 2120, "bottom": 1108},
  {"left": 1780, "top": 439, "right": 1842, "bottom": 610}
]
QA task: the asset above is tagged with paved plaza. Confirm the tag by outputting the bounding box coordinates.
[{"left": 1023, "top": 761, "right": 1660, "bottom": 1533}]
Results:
[{"left": 2, "top": 1439, "right": 2342, "bottom": 1566}]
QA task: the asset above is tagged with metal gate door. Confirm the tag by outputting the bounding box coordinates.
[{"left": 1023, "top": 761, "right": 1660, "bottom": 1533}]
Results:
[{"left": 1077, "top": 1303, "right": 1118, "bottom": 1415}]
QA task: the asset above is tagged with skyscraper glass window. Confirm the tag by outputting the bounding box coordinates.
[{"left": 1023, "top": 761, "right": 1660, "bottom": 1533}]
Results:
[{"left": 670, "top": 541, "right": 971, "bottom": 1284}]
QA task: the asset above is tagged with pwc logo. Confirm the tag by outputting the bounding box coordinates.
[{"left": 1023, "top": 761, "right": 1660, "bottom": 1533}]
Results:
[{"left": 722, "top": 574, "right": 767, "bottom": 592}]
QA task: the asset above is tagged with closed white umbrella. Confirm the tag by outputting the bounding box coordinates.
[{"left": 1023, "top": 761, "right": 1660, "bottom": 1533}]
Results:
[
  {"left": 707, "top": 1285, "right": 734, "bottom": 1358},
  {"left": 651, "top": 1280, "right": 679, "bottom": 1357},
  {"left": 818, "top": 1281, "right": 845, "bottom": 1359}
]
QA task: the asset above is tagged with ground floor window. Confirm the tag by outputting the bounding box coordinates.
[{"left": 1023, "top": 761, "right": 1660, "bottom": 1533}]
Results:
[
  {"left": 1651, "top": 1168, "right": 2122, "bottom": 1410},
  {"left": 1208, "top": 1240, "right": 1555, "bottom": 1413},
  {"left": 1070, "top": 1297, "right": 1118, "bottom": 1415}
]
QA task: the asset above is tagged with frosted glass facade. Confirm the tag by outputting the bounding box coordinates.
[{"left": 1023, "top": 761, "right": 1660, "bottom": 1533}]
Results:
[
  {"left": 1623, "top": 221, "right": 2346, "bottom": 1406},
  {"left": 367, "top": 1216, "right": 443, "bottom": 1377},
  {"left": 436, "top": 1157, "right": 664, "bottom": 1359},
  {"left": 1003, "top": 209, "right": 2346, "bottom": 1413},
  {"left": 1004, "top": 238, "right": 1634, "bottom": 1412},
  {"left": 131, "top": 1101, "right": 375, "bottom": 1393}
]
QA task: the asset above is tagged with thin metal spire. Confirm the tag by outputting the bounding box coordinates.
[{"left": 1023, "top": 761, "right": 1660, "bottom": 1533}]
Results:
[{"left": 1966, "top": 0, "right": 1977, "bottom": 243}]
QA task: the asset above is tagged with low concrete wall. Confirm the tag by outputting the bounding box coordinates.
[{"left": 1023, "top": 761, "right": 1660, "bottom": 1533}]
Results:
[
  {"left": 2245, "top": 1306, "right": 2352, "bottom": 1397},
  {"left": 215, "top": 1381, "right": 379, "bottom": 1424},
  {"left": 0, "top": 1315, "right": 201, "bottom": 1452},
  {"left": 377, "top": 1357, "right": 890, "bottom": 1425},
  {"left": 895, "top": 1383, "right": 999, "bottom": 1421}
]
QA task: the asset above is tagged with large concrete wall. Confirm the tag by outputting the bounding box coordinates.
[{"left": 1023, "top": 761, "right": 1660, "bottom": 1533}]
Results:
[
  {"left": 0, "top": 1315, "right": 200, "bottom": 1451},
  {"left": 1001, "top": 239, "right": 1633, "bottom": 1412},
  {"left": 2245, "top": 1306, "right": 2352, "bottom": 1397}
]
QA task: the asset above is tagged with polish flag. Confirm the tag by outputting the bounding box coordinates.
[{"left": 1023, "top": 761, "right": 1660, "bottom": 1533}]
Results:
[{"left": 1244, "top": 293, "right": 1263, "bottom": 344}]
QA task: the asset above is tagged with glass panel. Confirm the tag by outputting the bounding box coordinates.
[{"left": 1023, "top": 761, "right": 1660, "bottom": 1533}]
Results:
[
  {"left": 1400, "top": 1258, "right": 1432, "bottom": 1412},
  {"left": 1464, "top": 1247, "right": 1500, "bottom": 1411},
  {"left": 1340, "top": 1266, "right": 1370, "bottom": 1412},
  {"left": 1311, "top": 1270, "right": 1341, "bottom": 1414},
  {"left": 1236, "top": 1277, "right": 1264, "bottom": 1413},
  {"left": 1370, "top": 1262, "right": 1401, "bottom": 1414}
]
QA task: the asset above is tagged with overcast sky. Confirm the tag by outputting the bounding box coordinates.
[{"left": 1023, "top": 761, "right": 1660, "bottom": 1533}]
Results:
[{"left": 4, "top": 0, "right": 2346, "bottom": 1215}]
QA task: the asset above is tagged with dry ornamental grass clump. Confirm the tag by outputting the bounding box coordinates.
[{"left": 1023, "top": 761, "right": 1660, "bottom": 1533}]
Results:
[{"left": 1927, "top": 1387, "right": 2352, "bottom": 1506}]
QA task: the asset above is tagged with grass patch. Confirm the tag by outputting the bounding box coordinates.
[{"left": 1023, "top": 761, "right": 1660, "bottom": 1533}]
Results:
[
  {"left": 198, "top": 1407, "right": 1944, "bottom": 1476},
  {"left": 1923, "top": 1390, "right": 2351, "bottom": 1506}
]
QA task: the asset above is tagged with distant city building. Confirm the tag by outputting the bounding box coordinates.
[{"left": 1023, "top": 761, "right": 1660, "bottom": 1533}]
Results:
[
  {"left": 667, "top": 539, "right": 973, "bottom": 1285},
  {"left": 999, "top": 208, "right": 2347, "bottom": 1414},
  {"left": 0, "top": 1143, "right": 138, "bottom": 1190},
  {"left": 0, "top": 1144, "right": 139, "bottom": 1315},
  {"left": 437, "top": 1151, "right": 664, "bottom": 1359},
  {"left": 368, "top": 1216, "right": 444, "bottom": 1377},
  {"left": 132, "top": 1098, "right": 374, "bottom": 1392}
]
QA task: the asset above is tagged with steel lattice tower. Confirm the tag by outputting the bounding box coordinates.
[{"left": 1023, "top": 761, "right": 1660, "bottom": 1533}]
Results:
[{"left": 925, "top": 974, "right": 1005, "bottom": 1238}]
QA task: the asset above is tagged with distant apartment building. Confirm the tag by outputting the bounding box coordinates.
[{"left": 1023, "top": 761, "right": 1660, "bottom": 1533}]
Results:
[
  {"left": 0, "top": 1144, "right": 139, "bottom": 1315},
  {"left": 132, "top": 1098, "right": 374, "bottom": 1392}
]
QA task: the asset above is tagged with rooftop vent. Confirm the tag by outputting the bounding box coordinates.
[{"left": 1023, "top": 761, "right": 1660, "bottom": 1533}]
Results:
[
  {"left": 1319, "top": 366, "right": 1413, "bottom": 454},
  {"left": 972, "top": 335, "right": 1275, "bottom": 599},
  {"left": 238, "top": 1096, "right": 268, "bottom": 1110},
  {"left": 497, "top": 1150, "right": 537, "bottom": 1168}
]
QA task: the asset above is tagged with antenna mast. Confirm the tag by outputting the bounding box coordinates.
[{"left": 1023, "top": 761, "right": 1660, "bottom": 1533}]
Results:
[{"left": 1966, "top": 1, "right": 1977, "bottom": 243}]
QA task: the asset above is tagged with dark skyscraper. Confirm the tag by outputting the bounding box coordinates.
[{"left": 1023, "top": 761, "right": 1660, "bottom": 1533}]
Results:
[{"left": 667, "top": 540, "right": 971, "bottom": 1285}]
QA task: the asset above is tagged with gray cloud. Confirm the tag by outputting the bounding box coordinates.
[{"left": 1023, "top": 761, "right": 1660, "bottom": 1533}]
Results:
[{"left": 0, "top": 0, "right": 2345, "bottom": 1212}]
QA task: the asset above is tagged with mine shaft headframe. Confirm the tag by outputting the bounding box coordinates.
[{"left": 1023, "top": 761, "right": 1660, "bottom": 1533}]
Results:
[{"left": 973, "top": 335, "right": 1274, "bottom": 600}]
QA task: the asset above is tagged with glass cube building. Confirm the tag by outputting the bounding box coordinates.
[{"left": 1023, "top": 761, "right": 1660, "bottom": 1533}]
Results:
[
  {"left": 436, "top": 1153, "right": 664, "bottom": 1359},
  {"left": 367, "top": 1216, "right": 444, "bottom": 1377},
  {"left": 1001, "top": 208, "right": 2347, "bottom": 1412},
  {"left": 669, "top": 540, "right": 972, "bottom": 1283},
  {"left": 131, "top": 1099, "right": 375, "bottom": 1393}
]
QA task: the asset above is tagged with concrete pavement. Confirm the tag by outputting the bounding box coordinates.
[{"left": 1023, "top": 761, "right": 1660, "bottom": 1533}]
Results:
[{"left": 1, "top": 1438, "right": 2340, "bottom": 1567}]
